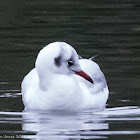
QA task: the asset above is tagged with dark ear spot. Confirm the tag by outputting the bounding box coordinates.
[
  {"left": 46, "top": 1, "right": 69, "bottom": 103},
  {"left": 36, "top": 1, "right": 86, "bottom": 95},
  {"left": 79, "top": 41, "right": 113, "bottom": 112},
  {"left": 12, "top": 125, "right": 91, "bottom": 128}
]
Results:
[{"left": 54, "top": 55, "right": 61, "bottom": 67}]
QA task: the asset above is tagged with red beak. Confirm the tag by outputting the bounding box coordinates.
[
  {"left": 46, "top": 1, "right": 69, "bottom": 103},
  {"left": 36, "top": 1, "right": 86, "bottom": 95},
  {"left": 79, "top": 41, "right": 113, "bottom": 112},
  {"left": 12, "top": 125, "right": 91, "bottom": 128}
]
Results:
[{"left": 74, "top": 71, "right": 93, "bottom": 84}]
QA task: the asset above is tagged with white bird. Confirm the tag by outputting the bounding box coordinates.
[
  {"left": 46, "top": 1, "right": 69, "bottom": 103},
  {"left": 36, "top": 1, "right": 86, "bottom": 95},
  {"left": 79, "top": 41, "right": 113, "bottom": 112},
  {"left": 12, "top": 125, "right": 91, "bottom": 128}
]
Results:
[{"left": 21, "top": 42, "right": 109, "bottom": 111}]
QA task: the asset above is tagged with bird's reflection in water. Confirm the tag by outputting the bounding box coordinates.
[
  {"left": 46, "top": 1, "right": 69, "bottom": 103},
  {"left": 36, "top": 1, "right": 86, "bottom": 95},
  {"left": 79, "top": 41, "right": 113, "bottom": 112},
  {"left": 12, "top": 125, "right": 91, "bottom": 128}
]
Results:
[{"left": 22, "top": 109, "right": 109, "bottom": 139}]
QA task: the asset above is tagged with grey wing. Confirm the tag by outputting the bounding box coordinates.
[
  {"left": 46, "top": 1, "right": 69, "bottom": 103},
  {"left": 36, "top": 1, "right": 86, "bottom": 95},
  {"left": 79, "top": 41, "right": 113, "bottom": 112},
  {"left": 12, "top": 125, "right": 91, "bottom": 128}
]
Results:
[{"left": 79, "top": 59, "right": 107, "bottom": 89}]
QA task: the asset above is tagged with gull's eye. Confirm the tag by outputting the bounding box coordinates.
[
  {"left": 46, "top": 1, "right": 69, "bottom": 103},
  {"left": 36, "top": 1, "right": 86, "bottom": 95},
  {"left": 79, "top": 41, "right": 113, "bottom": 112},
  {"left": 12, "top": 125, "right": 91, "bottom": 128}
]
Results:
[{"left": 68, "top": 60, "right": 73, "bottom": 67}]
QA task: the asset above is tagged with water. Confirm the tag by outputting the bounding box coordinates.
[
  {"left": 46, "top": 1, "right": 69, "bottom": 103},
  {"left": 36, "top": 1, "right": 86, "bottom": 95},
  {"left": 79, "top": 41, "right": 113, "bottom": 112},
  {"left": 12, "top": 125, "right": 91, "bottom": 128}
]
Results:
[
  {"left": 0, "top": 0, "right": 140, "bottom": 139},
  {"left": 0, "top": 106, "right": 140, "bottom": 139}
]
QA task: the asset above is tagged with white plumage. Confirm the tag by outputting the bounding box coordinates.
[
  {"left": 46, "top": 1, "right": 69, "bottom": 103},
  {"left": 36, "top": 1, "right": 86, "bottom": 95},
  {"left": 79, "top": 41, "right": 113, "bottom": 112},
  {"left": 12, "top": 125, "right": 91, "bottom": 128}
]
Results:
[{"left": 22, "top": 42, "right": 109, "bottom": 111}]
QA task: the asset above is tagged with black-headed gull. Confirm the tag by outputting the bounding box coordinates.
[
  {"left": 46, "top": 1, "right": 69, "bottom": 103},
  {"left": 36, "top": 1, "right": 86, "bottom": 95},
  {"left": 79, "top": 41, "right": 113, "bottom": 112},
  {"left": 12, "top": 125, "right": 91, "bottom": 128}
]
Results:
[{"left": 22, "top": 42, "right": 109, "bottom": 111}]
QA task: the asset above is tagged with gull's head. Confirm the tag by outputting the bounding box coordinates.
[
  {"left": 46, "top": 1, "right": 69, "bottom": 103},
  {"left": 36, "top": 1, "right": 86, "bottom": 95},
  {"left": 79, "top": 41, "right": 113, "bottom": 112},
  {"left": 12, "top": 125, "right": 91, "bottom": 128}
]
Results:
[{"left": 36, "top": 42, "right": 93, "bottom": 83}]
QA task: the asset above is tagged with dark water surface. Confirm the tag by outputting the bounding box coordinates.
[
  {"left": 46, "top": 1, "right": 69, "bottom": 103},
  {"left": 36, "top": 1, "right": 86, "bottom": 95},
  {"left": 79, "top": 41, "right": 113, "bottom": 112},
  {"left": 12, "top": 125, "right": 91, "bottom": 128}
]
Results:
[{"left": 0, "top": 0, "right": 140, "bottom": 139}]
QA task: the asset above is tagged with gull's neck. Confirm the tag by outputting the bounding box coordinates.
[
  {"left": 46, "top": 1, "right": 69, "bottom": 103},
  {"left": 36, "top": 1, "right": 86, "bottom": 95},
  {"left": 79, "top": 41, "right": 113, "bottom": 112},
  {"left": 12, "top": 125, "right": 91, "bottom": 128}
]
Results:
[{"left": 38, "top": 69, "right": 54, "bottom": 91}]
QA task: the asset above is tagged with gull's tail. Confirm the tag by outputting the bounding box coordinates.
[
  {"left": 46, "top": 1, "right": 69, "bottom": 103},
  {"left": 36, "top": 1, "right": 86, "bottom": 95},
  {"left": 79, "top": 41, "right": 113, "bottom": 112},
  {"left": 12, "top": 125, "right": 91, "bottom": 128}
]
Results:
[{"left": 89, "top": 54, "right": 100, "bottom": 60}]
